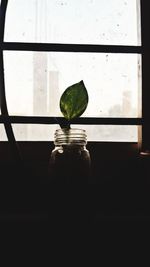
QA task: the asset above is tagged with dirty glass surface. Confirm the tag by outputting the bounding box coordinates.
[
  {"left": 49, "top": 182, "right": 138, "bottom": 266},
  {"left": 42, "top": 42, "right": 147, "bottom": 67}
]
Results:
[
  {"left": 3, "top": 51, "right": 141, "bottom": 118},
  {"left": 4, "top": 0, "right": 141, "bottom": 45},
  {"left": 10, "top": 124, "right": 137, "bottom": 142},
  {"left": 0, "top": 0, "right": 141, "bottom": 142}
]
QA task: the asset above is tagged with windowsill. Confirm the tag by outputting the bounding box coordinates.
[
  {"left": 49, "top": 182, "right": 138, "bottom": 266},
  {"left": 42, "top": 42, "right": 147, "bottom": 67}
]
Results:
[
  {"left": 0, "top": 140, "right": 140, "bottom": 161},
  {"left": 0, "top": 141, "right": 148, "bottom": 184},
  {"left": 0, "top": 141, "right": 150, "bottom": 222},
  {"left": 0, "top": 140, "right": 145, "bottom": 183}
]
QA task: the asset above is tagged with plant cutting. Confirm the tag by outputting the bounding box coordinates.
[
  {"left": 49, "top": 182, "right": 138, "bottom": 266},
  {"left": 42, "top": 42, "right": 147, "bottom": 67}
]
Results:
[
  {"left": 49, "top": 80, "right": 91, "bottom": 183},
  {"left": 59, "top": 80, "right": 89, "bottom": 129}
]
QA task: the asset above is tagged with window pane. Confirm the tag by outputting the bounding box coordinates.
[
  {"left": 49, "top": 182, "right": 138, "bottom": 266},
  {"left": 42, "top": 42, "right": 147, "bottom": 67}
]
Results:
[
  {"left": 4, "top": 0, "right": 141, "bottom": 45},
  {"left": 75, "top": 125, "right": 138, "bottom": 142},
  {"left": 4, "top": 51, "right": 141, "bottom": 118},
  {"left": 0, "top": 124, "right": 7, "bottom": 141},
  {"left": 0, "top": 124, "right": 138, "bottom": 142}
]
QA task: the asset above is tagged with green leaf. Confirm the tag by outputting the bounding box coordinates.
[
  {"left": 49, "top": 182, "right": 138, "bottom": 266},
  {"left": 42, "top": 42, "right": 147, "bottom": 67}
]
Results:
[{"left": 60, "top": 80, "right": 88, "bottom": 121}]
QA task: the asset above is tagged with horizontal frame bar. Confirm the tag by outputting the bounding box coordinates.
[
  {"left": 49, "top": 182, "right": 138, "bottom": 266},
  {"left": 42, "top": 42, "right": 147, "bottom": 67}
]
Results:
[
  {"left": 0, "top": 116, "right": 142, "bottom": 125},
  {"left": 0, "top": 42, "right": 142, "bottom": 54}
]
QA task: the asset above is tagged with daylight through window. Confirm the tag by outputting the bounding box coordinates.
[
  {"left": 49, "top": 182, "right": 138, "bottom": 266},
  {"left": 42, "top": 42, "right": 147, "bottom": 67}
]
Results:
[{"left": 0, "top": 0, "right": 141, "bottom": 142}]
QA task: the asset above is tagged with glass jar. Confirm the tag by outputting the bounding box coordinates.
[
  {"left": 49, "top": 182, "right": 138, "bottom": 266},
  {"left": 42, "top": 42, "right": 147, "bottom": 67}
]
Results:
[{"left": 48, "top": 128, "right": 91, "bottom": 184}]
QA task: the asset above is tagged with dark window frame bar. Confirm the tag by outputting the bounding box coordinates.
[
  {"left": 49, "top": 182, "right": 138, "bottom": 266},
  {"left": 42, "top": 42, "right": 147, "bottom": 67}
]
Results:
[
  {"left": 0, "top": 42, "right": 142, "bottom": 54},
  {"left": 1, "top": 0, "right": 149, "bottom": 152},
  {"left": 0, "top": 116, "right": 143, "bottom": 125},
  {"left": 0, "top": 0, "right": 22, "bottom": 161},
  {"left": 141, "top": 1, "right": 150, "bottom": 151}
]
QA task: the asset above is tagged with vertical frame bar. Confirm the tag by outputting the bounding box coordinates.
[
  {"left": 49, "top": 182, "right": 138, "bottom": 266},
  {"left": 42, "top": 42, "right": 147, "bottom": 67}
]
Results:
[
  {"left": 141, "top": 1, "right": 150, "bottom": 151},
  {"left": 0, "top": 0, "right": 22, "bottom": 161}
]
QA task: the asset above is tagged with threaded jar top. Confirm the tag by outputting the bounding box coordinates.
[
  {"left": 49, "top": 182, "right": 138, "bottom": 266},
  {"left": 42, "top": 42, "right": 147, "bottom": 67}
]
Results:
[{"left": 54, "top": 128, "right": 87, "bottom": 146}]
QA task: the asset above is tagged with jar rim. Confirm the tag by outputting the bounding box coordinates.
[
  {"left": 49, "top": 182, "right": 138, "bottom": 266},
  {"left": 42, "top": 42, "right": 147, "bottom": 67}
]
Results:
[
  {"left": 54, "top": 128, "right": 87, "bottom": 145},
  {"left": 55, "top": 128, "right": 86, "bottom": 134}
]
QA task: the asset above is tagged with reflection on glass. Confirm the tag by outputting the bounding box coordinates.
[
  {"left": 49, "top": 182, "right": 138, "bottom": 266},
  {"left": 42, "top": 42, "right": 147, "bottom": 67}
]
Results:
[
  {"left": 4, "top": 51, "right": 141, "bottom": 118},
  {"left": 1, "top": 124, "right": 137, "bottom": 142},
  {"left": 4, "top": 0, "right": 141, "bottom": 45}
]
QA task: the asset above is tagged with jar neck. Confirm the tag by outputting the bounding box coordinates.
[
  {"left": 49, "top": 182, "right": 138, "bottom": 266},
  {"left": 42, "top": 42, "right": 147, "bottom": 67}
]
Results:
[{"left": 54, "top": 128, "right": 87, "bottom": 146}]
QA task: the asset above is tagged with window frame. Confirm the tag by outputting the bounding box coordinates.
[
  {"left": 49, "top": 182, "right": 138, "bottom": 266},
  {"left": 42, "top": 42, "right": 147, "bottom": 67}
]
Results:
[{"left": 0, "top": 0, "right": 147, "bottom": 161}]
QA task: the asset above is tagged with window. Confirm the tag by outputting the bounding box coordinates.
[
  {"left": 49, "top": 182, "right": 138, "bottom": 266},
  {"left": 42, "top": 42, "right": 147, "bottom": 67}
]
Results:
[{"left": 0, "top": 0, "right": 145, "bottom": 146}]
